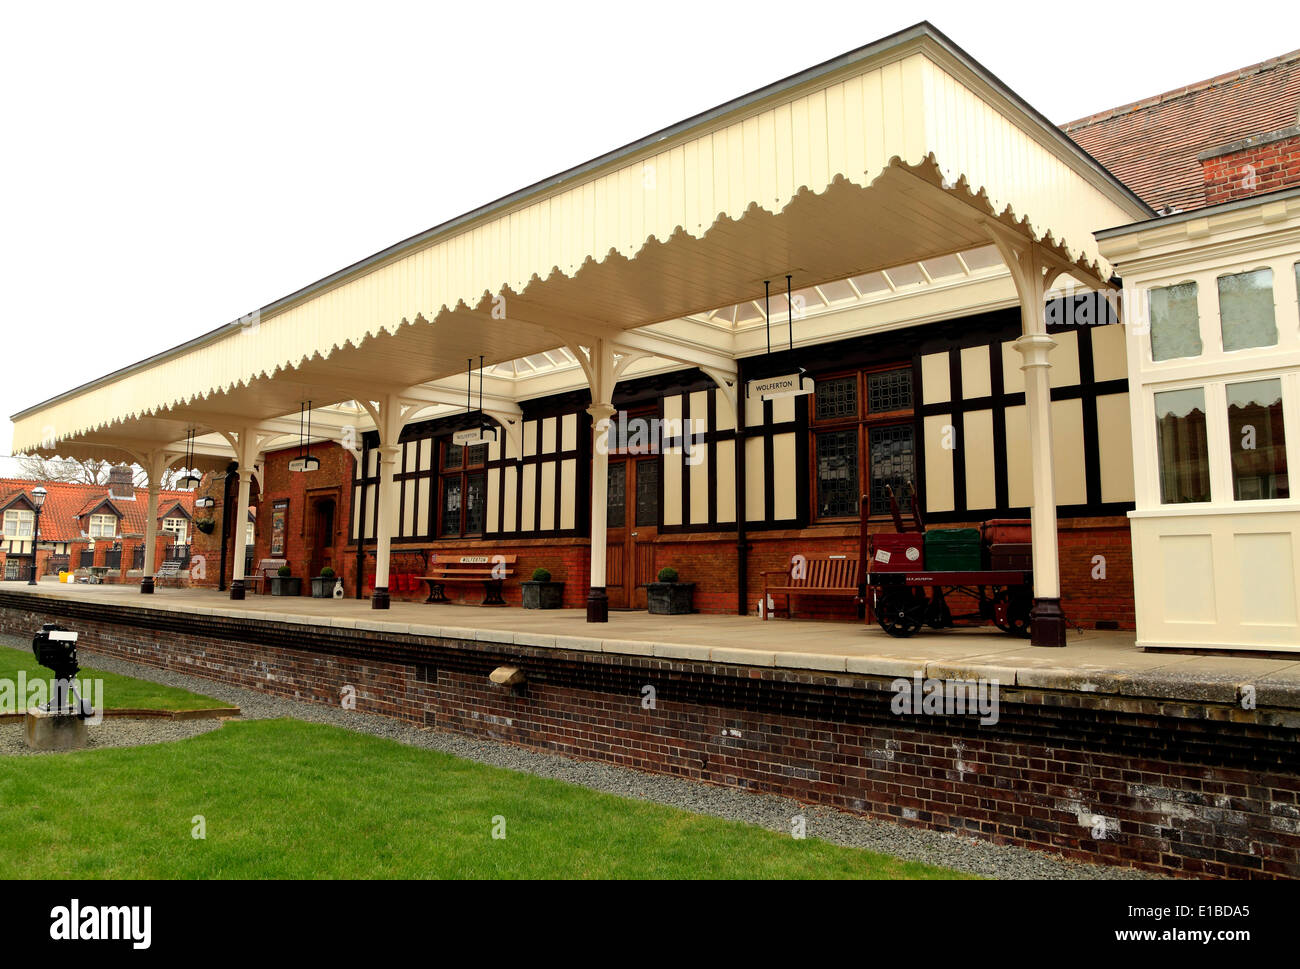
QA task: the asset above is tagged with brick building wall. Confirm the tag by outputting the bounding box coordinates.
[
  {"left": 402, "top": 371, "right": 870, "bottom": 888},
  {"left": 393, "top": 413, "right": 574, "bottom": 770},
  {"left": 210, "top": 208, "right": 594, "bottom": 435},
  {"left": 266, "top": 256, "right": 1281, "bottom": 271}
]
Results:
[
  {"left": 252, "top": 443, "right": 356, "bottom": 591},
  {"left": 2, "top": 592, "right": 1293, "bottom": 880},
  {"left": 658, "top": 518, "right": 1135, "bottom": 629}
]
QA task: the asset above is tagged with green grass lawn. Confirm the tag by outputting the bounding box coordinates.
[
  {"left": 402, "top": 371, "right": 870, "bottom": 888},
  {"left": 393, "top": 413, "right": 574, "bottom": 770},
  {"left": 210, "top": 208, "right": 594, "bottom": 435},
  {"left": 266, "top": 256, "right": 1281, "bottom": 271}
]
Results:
[
  {"left": 0, "top": 718, "right": 972, "bottom": 879},
  {"left": 0, "top": 644, "right": 228, "bottom": 712}
]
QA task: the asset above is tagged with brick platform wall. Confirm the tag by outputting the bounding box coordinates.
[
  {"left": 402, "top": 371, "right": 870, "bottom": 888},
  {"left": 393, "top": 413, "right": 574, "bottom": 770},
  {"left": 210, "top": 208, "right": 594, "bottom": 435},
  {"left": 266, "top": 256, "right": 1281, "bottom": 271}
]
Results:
[{"left": 3, "top": 592, "right": 1293, "bottom": 879}]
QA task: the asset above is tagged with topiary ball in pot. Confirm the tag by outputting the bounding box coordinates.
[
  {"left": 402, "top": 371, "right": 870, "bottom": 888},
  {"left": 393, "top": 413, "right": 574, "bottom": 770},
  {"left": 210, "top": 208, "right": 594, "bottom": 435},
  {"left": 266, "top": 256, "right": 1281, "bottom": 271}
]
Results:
[
  {"left": 522, "top": 567, "right": 563, "bottom": 609},
  {"left": 657, "top": 566, "right": 678, "bottom": 583}
]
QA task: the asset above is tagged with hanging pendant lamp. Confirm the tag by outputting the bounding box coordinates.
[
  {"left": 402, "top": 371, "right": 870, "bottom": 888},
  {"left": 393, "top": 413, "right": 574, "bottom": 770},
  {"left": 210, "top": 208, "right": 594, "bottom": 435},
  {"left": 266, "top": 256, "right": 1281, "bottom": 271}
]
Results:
[
  {"left": 176, "top": 428, "right": 201, "bottom": 489},
  {"left": 288, "top": 401, "right": 321, "bottom": 472}
]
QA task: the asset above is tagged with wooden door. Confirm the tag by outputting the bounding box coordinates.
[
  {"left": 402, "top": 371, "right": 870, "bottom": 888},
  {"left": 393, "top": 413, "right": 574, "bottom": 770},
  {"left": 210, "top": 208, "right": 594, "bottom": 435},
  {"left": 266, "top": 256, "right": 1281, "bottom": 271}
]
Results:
[
  {"left": 605, "top": 457, "right": 659, "bottom": 609},
  {"left": 307, "top": 499, "right": 335, "bottom": 577}
]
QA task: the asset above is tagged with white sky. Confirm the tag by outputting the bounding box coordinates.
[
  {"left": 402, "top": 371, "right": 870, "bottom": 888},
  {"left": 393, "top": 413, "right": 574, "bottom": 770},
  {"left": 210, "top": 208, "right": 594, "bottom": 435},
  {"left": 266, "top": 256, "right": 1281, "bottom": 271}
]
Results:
[{"left": 3, "top": 1, "right": 1298, "bottom": 473}]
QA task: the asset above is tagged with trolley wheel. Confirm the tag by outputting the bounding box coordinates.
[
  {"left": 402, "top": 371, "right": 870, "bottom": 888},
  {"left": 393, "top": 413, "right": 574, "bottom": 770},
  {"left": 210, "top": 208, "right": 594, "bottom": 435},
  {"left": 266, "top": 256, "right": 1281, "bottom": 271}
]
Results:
[
  {"left": 993, "top": 587, "right": 1032, "bottom": 637},
  {"left": 876, "top": 587, "right": 927, "bottom": 638}
]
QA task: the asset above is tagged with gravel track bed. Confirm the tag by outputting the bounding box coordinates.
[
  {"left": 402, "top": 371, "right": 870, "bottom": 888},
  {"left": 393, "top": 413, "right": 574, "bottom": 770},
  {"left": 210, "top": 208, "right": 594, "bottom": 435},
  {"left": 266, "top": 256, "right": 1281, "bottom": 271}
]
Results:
[{"left": 0, "top": 634, "right": 1159, "bottom": 879}]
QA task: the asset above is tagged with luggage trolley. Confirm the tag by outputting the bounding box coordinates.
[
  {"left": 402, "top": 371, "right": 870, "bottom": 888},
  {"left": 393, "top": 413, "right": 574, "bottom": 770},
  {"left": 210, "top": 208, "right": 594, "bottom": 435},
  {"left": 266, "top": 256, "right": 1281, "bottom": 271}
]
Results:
[{"left": 862, "top": 485, "right": 1035, "bottom": 639}]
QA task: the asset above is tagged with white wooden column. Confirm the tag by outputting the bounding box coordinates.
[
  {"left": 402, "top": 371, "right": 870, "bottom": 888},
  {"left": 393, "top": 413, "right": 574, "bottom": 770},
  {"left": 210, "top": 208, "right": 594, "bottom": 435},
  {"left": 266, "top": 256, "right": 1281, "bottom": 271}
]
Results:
[
  {"left": 227, "top": 428, "right": 261, "bottom": 600},
  {"left": 138, "top": 447, "right": 184, "bottom": 594},
  {"left": 988, "top": 230, "right": 1068, "bottom": 646},
  {"left": 564, "top": 337, "right": 624, "bottom": 623},
  {"left": 368, "top": 394, "right": 404, "bottom": 610},
  {"left": 141, "top": 482, "right": 161, "bottom": 592},
  {"left": 228, "top": 466, "right": 254, "bottom": 599},
  {"left": 371, "top": 443, "right": 402, "bottom": 609},
  {"left": 586, "top": 402, "right": 616, "bottom": 621}
]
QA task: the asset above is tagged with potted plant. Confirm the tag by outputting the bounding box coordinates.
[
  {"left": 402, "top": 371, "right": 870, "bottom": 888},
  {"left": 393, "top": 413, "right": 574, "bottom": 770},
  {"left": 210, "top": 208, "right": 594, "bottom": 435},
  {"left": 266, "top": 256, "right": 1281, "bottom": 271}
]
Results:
[
  {"left": 647, "top": 566, "right": 695, "bottom": 615},
  {"left": 311, "top": 566, "right": 336, "bottom": 598},
  {"left": 195, "top": 518, "right": 215, "bottom": 535},
  {"left": 271, "top": 564, "right": 301, "bottom": 597},
  {"left": 521, "top": 567, "right": 565, "bottom": 609}
]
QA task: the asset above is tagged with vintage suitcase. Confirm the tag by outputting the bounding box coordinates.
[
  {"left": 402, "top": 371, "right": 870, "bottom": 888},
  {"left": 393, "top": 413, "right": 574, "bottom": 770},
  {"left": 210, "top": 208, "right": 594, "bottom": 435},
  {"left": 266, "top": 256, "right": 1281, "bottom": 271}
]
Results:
[
  {"left": 981, "top": 518, "right": 1032, "bottom": 545},
  {"left": 870, "top": 533, "right": 925, "bottom": 572},
  {"left": 989, "top": 543, "right": 1033, "bottom": 570},
  {"left": 924, "top": 527, "right": 982, "bottom": 571}
]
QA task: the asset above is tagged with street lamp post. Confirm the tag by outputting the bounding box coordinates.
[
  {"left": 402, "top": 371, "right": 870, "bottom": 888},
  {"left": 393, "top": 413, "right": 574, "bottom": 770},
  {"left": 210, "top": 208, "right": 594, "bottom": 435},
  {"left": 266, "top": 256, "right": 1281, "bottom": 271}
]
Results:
[{"left": 27, "top": 486, "right": 47, "bottom": 586}]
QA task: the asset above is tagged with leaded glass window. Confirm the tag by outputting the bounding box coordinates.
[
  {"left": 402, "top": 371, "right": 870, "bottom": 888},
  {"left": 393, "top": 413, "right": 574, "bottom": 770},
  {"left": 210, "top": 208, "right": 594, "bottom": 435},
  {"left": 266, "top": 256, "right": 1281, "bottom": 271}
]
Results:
[
  {"left": 815, "top": 376, "right": 857, "bottom": 420},
  {"left": 868, "top": 425, "right": 915, "bottom": 512},
  {"left": 867, "top": 369, "right": 913, "bottom": 413},
  {"left": 816, "top": 428, "right": 859, "bottom": 519},
  {"left": 607, "top": 462, "right": 626, "bottom": 529},
  {"left": 635, "top": 460, "right": 659, "bottom": 527}
]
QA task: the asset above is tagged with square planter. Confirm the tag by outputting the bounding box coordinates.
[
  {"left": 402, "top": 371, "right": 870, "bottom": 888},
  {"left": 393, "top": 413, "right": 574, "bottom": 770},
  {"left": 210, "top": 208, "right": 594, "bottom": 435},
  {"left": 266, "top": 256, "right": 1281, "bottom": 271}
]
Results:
[
  {"left": 310, "top": 576, "right": 337, "bottom": 598},
  {"left": 647, "top": 581, "right": 695, "bottom": 615},
  {"left": 521, "top": 580, "right": 565, "bottom": 609},
  {"left": 270, "top": 576, "right": 302, "bottom": 596}
]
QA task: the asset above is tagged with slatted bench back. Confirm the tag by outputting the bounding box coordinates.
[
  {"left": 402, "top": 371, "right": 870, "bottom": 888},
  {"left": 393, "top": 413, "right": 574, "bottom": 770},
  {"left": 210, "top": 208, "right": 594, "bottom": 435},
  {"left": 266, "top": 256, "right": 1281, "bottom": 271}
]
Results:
[{"left": 787, "top": 555, "right": 858, "bottom": 590}]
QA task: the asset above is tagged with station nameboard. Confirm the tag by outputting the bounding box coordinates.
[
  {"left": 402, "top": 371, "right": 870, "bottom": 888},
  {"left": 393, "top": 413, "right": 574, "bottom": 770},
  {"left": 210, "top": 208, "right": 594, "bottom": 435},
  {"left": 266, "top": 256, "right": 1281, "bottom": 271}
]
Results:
[
  {"left": 746, "top": 371, "right": 814, "bottom": 400},
  {"left": 452, "top": 426, "right": 498, "bottom": 447}
]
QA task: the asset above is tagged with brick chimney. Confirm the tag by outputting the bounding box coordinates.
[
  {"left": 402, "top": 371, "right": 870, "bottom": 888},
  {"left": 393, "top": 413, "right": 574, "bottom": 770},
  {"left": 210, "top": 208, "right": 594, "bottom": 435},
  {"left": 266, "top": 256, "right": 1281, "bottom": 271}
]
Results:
[
  {"left": 107, "top": 464, "right": 135, "bottom": 500},
  {"left": 1200, "top": 122, "right": 1300, "bottom": 206}
]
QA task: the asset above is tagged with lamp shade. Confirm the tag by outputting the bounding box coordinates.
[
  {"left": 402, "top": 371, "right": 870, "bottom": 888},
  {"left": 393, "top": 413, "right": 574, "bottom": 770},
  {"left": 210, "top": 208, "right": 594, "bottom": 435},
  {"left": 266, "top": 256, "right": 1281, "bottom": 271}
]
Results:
[
  {"left": 31, "top": 486, "right": 47, "bottom": 509},
  {"left": 177, "top": 473, "right": 201, "bottom": 490}
]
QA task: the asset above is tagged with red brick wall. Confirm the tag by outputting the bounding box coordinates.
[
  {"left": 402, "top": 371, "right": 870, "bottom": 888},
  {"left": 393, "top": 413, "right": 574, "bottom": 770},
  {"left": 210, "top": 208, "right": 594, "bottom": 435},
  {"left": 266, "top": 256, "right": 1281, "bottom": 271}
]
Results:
[
  {"left": 364, "top": 538, "right": 591, "bottom": 607},
  {"left": 1202, "top": 132, "right": 1300, "bottom": 205},
  {"left": 252, "top": 444, "right": 356, "bottom": 592},
  {"left": 659, "top": 518, "right": 1135, "bottom": 629},
  {"left": 2, "top": 593, "right": 1293, "bottom": 880}
]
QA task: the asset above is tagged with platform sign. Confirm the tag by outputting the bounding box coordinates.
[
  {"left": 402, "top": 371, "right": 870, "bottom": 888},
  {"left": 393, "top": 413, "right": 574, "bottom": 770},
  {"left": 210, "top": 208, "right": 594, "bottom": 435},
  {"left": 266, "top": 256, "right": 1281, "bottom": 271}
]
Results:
[
  {"left": 452, "top": 426, "right": 497, "bottom": 447},
  {"left": 746, "top": 370, "right": 814, "bottom": 401}
]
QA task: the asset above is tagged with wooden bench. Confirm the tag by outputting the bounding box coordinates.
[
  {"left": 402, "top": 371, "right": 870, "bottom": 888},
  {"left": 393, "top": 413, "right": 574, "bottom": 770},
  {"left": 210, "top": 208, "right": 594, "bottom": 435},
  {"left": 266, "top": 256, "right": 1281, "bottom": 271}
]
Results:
[
  {"left": 421, "top": 553, "right": 517, "bottom": 606},
  {"left": 761, "top": 554, "right": 861, "bottom": 620},
  {"left": 248, "top": 558, "right": 288, "bottom": 595}
]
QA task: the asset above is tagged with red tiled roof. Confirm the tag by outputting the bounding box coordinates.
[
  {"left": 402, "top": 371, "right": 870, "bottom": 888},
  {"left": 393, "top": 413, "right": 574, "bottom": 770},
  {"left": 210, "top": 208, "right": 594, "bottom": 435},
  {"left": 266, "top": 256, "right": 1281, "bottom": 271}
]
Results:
[
  {"left": 0, "top": 479, "right": 195, "bottom": 543},
  {"left": 1064, "top": 50, "right": 1300, "bottom": 213}
]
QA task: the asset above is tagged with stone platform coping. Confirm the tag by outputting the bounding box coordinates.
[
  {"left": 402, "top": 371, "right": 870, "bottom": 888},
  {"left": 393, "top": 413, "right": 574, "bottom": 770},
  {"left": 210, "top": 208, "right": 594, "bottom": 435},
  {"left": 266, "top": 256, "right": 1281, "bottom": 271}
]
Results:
[{"left": 5, "top": 583, "right": 1300, "bottom": 712}]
